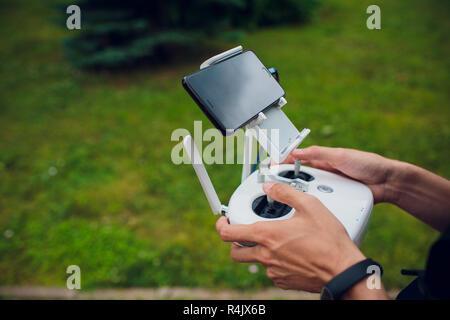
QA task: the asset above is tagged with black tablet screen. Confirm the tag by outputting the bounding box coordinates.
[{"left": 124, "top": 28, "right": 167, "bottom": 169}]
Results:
[{"left": 184, "top": 51, "right": 285, "bottom": 133}]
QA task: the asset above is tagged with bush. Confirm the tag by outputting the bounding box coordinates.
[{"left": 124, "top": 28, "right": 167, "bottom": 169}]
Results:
[{"left": 64, "top": 0, "right": 320, "bottom": 69}]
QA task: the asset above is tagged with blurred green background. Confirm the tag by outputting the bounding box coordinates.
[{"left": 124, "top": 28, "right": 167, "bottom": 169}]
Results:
[{"left": 0, "top": 0, "right": 449, "bottom": 292}]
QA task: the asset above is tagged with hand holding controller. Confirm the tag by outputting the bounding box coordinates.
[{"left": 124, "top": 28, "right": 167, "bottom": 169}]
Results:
[
  {"left": 215, "top": 180, "right": 388, "bottom": 299},
  {"left": 281, "top": 146, "right": 395, "bottom": 204},
  {"left": 216, "top": 181, "right": 366, "bottom": 293}
]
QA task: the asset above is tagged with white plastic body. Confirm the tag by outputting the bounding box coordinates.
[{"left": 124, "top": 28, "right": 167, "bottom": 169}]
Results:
[
  {"left": 249, "top": 107, "right": 308, "bottom": 163},
  {"left": 241, "top": 97, "right": 295, "bottom": 182},
  {"left": 228, "top": 164, "right": 373, "bottom": 247},
  {"left": 183, "top": 135, "right": 223, "bottom": 215}
]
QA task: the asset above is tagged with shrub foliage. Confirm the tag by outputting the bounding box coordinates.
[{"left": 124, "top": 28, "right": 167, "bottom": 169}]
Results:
[{"left": 64, "top": 0, "right": 319, "bottom": 69}]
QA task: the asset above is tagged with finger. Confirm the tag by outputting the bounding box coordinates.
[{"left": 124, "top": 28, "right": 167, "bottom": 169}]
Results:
[
  {"left": 277, "top": 145, "right": 339, "bottom": 166},
  {"left": 280, "top": 154, "right": 296, "bottom": 165},
  {"left": 271, "top": 153, "right": 295, "bottom": 166},
  {"left": 230, "top": 243, "right": 263, "bottom": 263},
  {"left": 273, "top": 279, "right": 290, "bottom": 290},
  {"left": 262, "top": 182, "right": 309, "bottom": 210},
  {"left": 290, "top": 145, "right": 340, "bottom": 163},
  {"left": 216, "top": 216, "right": 264, "bottom": 244},
  {"left": 301, "top": 160, "right": 340, "bottom": 173}
]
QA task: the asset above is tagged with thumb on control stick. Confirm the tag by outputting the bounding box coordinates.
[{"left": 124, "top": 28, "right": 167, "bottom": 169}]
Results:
[{"left": 263, "top": 182, "right": 311, "bottom": 213}]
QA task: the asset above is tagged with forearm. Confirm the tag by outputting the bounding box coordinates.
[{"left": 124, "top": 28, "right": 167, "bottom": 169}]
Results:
[{"left": 385, "top": 159, "right": 450, "bottom": 232}]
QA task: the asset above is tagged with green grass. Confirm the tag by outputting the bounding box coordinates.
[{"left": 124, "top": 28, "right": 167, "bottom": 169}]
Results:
[{"left": 0, "top": 0, "right": 449, "bottom": 290}]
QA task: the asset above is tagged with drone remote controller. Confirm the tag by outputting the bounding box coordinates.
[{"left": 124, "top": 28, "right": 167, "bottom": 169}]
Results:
[{"left": 182, "top": 46, "right": 373, "bottom": 247}]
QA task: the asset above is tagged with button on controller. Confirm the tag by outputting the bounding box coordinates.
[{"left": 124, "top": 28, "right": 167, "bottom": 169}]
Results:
[{"left": 317, "top": 185, "right": 333, "bottom": 193}]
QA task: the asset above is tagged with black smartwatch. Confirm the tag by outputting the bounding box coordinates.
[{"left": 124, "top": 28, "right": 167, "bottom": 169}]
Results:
[{"left": 320, "top": 258, "right": 383, "bottom": 300}]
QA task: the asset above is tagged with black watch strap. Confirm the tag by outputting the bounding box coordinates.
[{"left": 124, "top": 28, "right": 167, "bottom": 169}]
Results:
[{"left": 321, "top": 258, "right": 383, "bottom": 300}]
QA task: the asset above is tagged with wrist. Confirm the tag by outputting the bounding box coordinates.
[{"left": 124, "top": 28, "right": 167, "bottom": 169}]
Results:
[
  {"left": 340, "top": 276, "right": 389, "bottom": 300},
  {"left": 383, "top": 158, "right": 412, "bottom": 205},
  {"left": 321, "top": 257, "right": 386, "bottom": 300},
  {"left": 322, "top": 240, "right": 366, "bottom": 284}
]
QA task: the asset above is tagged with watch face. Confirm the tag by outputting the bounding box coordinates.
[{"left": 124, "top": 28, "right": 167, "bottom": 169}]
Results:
[{"left": 320, "top": 286, "right": 334, "bottom": 300}]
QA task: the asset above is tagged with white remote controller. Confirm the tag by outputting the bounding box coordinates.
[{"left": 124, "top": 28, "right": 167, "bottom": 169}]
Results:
[
  {"left": 181, "top": 46, "right": 373, "bottom": 247},
  {"left": 183, "top": 135, "right": 373, "bottom": 247}
]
